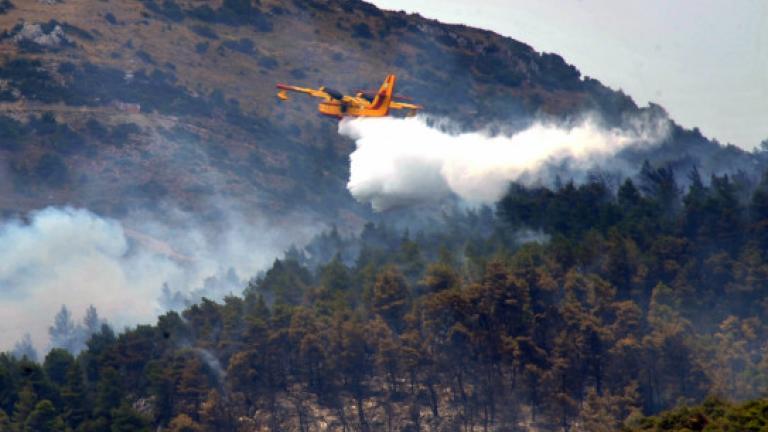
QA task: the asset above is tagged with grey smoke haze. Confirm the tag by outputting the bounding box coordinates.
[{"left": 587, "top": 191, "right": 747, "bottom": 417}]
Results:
[{"left": 0, "top": 206, "right": 317, "bottom": 353}]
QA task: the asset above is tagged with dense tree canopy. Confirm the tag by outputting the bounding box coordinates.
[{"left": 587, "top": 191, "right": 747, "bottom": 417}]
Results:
[{"left": 4, "top": 162, "right": 768, "bottom": 430}]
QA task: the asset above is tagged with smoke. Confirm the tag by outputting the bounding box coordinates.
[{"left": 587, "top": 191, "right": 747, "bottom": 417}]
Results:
[
  {"left": 193, "top": 347, "right": 226, "bottom": 385},
  {"left": 340, "top": 115, "right": 669, "bottom": 210},
  {"left": 0, "top": 206, "right": 315, "bottom": 353}
]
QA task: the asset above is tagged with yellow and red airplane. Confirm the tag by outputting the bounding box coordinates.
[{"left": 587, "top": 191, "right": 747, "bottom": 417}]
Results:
[{"left": 276, "top": 74, "right": 422, "bottom": 118}]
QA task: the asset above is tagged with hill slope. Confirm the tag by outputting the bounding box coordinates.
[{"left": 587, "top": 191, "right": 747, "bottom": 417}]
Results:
[{"left": 0, "top": 0, "right": 755, "bottom": 225}]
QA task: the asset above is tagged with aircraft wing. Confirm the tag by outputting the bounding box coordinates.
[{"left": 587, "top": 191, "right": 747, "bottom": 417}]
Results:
[{"left": 276, "top": 83, "right": 332, "bottom": 100}]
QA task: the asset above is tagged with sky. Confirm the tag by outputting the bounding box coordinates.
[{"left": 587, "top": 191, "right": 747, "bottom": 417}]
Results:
[{"left": 369, "top": 0, "right": 768, "bottom": 150}]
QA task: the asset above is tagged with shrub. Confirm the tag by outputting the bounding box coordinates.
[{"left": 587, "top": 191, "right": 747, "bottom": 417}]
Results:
[
  {"left": 218, "top": 0, "right": 273, "bottom": 31},
  {"left": 290, "top": 68, "right": 306, "bottom": 80},
  {"left": 357, "top": 2, "right": 383, "bottom": 17},
  {"left": 190, "top": 24, "right": 218, "bottom": 39},
  {"left": 136, "top": 50, "right": 156, "bottom": 64},
  {"left": 31, "top": 112, "right": 58, "bottom": 135},
  {"left": 436, "top": 34, "right": 458, "bottom": 48},
  {"left": 35, "top": 153, "right": 69, "bottom": 186},
  {"left": 537, "top": 52, "right": 580, "bottom": 89},
  {"left": 61, "top": 22, "right": 95, "bottom": 40},
  {"left": 386, "top": 15, "right": 407, "bottom": 29},
  {"left": 86, "top": 118, "right": 108, "bottom": 140},
  {"left": 187, "top": 5, "right": 216, "bottom": 22},
  {"left": 296, "top": 0, "right": 331, "bottom": 12},
  {"left": 195, "top": 42, "right": 209, "bottom": 53},
  {"left": 110, "top": 123, "right": 142, "bottom": 146},
  {"left": 142, "top": 0, "right": 184, "bottom": 22},
  {"left": 0, "top": 115, "right": 27, "bottom": 151},
  {"left": 258, "top": 56, "right": 278, "bottom": 70},
  {"left": 222, "top": 38, "right": 254, "bottom": 55},
  {"left": 57, "top": 62, "right": 77, "bottom": 75},
  {"left": 135, "top": 179, "right": 168, "bottom": 199},
  {"left": 105, "top": 12, "right": 118, "bottom": 25},
  {"left": 159, "top": 0, "right": 184, "bottom": 22},
  {"left": 0, "top": 59, "right": 73, "bottom": 103},
  {"left": 0, "top": 0, "right": 13, "bottom": 15},
  {"left": 351, "top": 23, "right": 374, "bottom": 40}
]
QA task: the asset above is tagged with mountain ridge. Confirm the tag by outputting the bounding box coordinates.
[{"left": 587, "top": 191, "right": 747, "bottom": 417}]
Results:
[{"left": 0, "top": 0, "right": 754, "bottom": 226}]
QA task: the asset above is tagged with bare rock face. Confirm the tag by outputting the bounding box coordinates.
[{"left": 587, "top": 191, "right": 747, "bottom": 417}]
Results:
[
  {"left": 131, "top": 396, "right": 156, "bottom": 418},
  {"left": 12, "top": 21, "right": 71, "bottom": 48}
]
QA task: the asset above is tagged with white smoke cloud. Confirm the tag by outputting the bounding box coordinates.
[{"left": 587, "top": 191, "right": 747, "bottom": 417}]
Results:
[
  {"left": 340, "top": 115, "right": 669, "bottom": 210},
  {"left": 0, "top": 206, "right": 314, "bottom": 353}
]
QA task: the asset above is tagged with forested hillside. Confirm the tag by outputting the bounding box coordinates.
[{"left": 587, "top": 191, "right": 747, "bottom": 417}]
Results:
[{"left": 4, "top": 161, "right": 768, "bottom": 431}]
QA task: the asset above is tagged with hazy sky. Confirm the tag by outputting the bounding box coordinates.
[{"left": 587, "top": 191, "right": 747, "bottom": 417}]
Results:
[{"left": 369, "top": 0, "right": 768, "bottom": 150}]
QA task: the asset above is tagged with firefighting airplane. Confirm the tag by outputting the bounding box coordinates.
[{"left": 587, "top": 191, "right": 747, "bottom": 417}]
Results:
[{"left": 276, "top": 74, "right": 422, "bottom": 118}]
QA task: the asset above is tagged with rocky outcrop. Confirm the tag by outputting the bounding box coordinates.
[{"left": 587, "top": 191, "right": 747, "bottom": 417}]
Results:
[{"left": 10, "top": 21, "right": 72, "bottom": 49}]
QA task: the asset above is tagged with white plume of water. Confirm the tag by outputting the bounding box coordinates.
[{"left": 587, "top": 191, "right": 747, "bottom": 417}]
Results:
[{"left": 340, "top": 115, "right": 668, "bottom": 210}]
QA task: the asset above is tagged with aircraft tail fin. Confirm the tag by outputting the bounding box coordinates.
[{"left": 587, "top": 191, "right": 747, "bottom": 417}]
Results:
[{"left": 370, "top": 74, "right": 396, "bottom": 110}]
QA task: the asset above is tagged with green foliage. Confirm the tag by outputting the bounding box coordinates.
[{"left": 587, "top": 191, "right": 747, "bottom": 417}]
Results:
[
  {"left": 371, "top": 267, "right": 409, "bottom": 332},
  {"left": 10, "top": 162, "right": 768, "bottom": 429},
  {"left": 0, "top": 59, "right": 69, "bottom": 103},
  {"left": 34, "top": 153, "right": 69, "bottom": 187},
  {"left": 189, "top": 24, "right": 218, "bottom": 39},
  {"left": 169, "top": 413, "right": 203, "bottom": 431},
  {"left": 0, "top": 0, "right": 13, "bottom": 15},
  {"left": 194, "top": 41, "right": 208, "bottom": 53},
  {"left": 109, "top": 403, "right": 151, "bottom": 432},
  {"left": 0, "top": 115, "right": 28, "bottom": 151},
  {"left": 94, "top": 367, "right": 122, "bottom": 418},
  {"left": 104, "top": 12, "right": 117, "bottom": 25},
  {"left": 0, "top": 408, "right": 10, "bottom": 430},
  {"left": 351, "top": 23, "right": 374, "bottom": 39},
  {"left": 11, "top": 384, "right": 37, "bottom": 427},
  {"left": 24, "top": 400, "right": 65, "bottom": 432},
  {"left": 42, "top": 349, "right": 74, "bottom": 387},
  {"left": 109, "top": 122, "right": 142, "bottom": 146},
  {"left": 627, "top": 397, "right": 768, "bottom": 431},
  {"left": 142, "top": 0, "right": 184, "bottom": 22},
  {"left": 221, "top": 38, "right": 255, "bottom": 55},
  {"left": 248, "top": 259, "right": 312, "bottom": 306}
]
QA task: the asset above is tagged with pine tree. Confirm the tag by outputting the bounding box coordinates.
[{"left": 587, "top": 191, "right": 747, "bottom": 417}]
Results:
[
  {"left": 0, "top": 408, "right": 10, "bottom": 431},
  {"left": 11, "top": 384, "right": 37, "bottom": 428},
  {"left": 43, "top": 348, "right": 75, "bottom": 386},
  {"left": 169, "top": 413, "right": 203, "bottom": 432},
  {"left": 49, "top": 304, "right": 84, "bottom": 353},
  {"left": 682, "top": 166, "right": 708, "bottom": 238},
  {"left": 23, "top": 400, "right": 65, "bottom": 432},
  {"left": 368, "top": 316, "right": 401, "bottom": 393},
  {"left": 109, "top": 403, "right": 150, "bottom": 432},
  {"left": 420, "top": 262, "right": 459, "bottom": 294},
  {"left": 61, "top": 362, "right": 88, "bottom": 429},
  {"left": 371, "top": 267, "right": 409, "bottom": 332},
  {"left": 83, "top": 305, "right": 102, "bottom": 336},
  {"left": 319, "top": 254, "right": 353, "bottom": 293},
  {"left": 12, "top": 334, "right": 38, "bottom": 362},
  {"left": 94, "top": 367, "right": 122, "bottom": 418},
  {"left": 175, "top": 357, "right": 209, "bottom": 420},
  {"left": 199, "top": 389, "right": 234, "bottom": 431}
]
